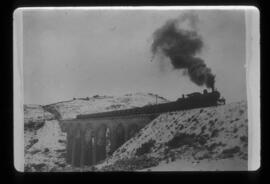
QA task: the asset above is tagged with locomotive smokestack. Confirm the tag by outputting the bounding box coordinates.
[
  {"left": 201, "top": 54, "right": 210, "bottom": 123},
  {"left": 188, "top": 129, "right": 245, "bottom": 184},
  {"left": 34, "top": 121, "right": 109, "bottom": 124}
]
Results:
[
  {"left": 151, "top": 12, "right": 216, "bottom": 89},
  {"left": 211, "top": 83, "right": 215, "bottom": 92}
]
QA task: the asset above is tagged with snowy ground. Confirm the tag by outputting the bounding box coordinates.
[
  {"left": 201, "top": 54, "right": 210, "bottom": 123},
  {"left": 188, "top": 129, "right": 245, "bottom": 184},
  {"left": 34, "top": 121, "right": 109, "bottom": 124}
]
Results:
[
  {"left": 139, "top": 158, "right": 247, "bottom": 171},
  {"left": 24, "top": 120, "right": 67, "bottom": 171}
]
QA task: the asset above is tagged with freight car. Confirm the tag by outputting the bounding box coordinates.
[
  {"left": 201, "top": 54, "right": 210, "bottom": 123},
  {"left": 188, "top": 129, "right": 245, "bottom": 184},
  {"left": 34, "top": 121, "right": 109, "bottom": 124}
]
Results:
[{"left": 77, "top": 89, "right": 225, "bottom": 119}]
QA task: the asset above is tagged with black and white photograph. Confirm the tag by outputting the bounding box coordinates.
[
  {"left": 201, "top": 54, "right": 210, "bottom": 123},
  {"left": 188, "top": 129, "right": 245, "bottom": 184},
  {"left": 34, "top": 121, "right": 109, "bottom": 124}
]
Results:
[{"left": 13, "top": 7, "right": 260, "bottom": 172}]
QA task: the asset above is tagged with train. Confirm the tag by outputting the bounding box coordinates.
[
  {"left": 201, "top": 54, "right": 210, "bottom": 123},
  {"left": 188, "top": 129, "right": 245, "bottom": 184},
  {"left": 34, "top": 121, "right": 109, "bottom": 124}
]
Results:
[{"left": 77, "top": 89, "right": 225, "bottom": 119}]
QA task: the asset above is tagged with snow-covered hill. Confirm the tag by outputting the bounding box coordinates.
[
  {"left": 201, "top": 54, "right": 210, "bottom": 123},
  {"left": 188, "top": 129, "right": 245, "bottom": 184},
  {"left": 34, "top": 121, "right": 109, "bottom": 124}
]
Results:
[
  {"left": 44, "top": 93, "right": 169, "bottom": 120},
  {"left": 96, "top": 101, "right": 248, "bottom": 171},
  {"left": 24, "top": 93, "right": 169, "bottom": 171}
]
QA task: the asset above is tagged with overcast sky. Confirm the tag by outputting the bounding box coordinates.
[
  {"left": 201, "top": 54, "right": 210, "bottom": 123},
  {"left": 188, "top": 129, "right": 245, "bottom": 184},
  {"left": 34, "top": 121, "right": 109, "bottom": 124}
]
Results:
[{"left": 23, "top": 9, "right": 247, "bottom": 105}]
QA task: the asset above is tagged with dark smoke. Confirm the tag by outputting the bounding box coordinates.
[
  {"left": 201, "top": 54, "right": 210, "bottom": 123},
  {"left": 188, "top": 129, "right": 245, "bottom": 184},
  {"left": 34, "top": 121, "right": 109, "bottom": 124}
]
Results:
[{"left": 151, "top": 13, "right": 215, "bottom": 89}]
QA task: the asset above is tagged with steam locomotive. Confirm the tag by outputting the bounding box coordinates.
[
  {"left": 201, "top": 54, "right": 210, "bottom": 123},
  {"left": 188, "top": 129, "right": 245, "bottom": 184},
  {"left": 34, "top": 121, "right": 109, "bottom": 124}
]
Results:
[{"left": 77, "top": 89, "right": 225, "bottom": 119}]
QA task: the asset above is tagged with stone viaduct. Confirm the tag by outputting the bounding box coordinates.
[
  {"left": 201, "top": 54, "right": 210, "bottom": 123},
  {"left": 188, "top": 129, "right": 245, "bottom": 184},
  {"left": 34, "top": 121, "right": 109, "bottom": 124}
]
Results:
[
  {"left": 60, "top": 113, "right": 159, "bottom": 167},
  {"left": 58, "top": 90, "right": 222, "bottom": 168}
]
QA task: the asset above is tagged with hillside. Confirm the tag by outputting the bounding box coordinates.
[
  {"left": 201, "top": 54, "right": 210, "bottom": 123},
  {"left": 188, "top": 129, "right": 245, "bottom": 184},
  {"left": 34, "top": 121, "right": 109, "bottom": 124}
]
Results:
[
  {"left": 96, "top": 101, "right": 248, "bottom": 171},
  {"left": 43, "top": 93, "right": 169, "bottom": 120},
  {"left": 24, "top": 93, "right": 169, "bottom": 171}
]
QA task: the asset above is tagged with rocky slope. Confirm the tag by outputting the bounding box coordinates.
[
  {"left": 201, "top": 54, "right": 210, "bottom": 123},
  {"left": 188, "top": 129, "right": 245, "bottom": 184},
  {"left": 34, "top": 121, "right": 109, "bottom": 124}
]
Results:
[
  {"left": 96, "top": 101, "right": 248, "bottom": 171},
  {"left": 24, "top": 104, "right": 55, "bottom": 129},
  {"left": 24, "top": 93, "right": 169, "bottom": 171}
]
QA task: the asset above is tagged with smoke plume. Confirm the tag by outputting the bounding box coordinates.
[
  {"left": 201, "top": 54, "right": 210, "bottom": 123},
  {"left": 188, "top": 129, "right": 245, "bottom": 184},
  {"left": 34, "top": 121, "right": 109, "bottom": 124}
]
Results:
[{"left": 151, "top": 13, "right": 215, "bottom": 89}]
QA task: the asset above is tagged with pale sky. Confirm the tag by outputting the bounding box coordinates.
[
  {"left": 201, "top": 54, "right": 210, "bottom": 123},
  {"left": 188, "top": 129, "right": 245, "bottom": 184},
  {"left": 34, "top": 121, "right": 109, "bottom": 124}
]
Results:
[{"left": 23, "top": 9, "right": 247, "bottom": 105}]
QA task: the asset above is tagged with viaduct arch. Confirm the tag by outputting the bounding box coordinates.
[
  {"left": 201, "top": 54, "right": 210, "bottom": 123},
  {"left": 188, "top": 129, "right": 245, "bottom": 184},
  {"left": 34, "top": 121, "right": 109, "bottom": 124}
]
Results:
[{"left": 60, "top": 113, "right": 158, "bottom": 168}]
